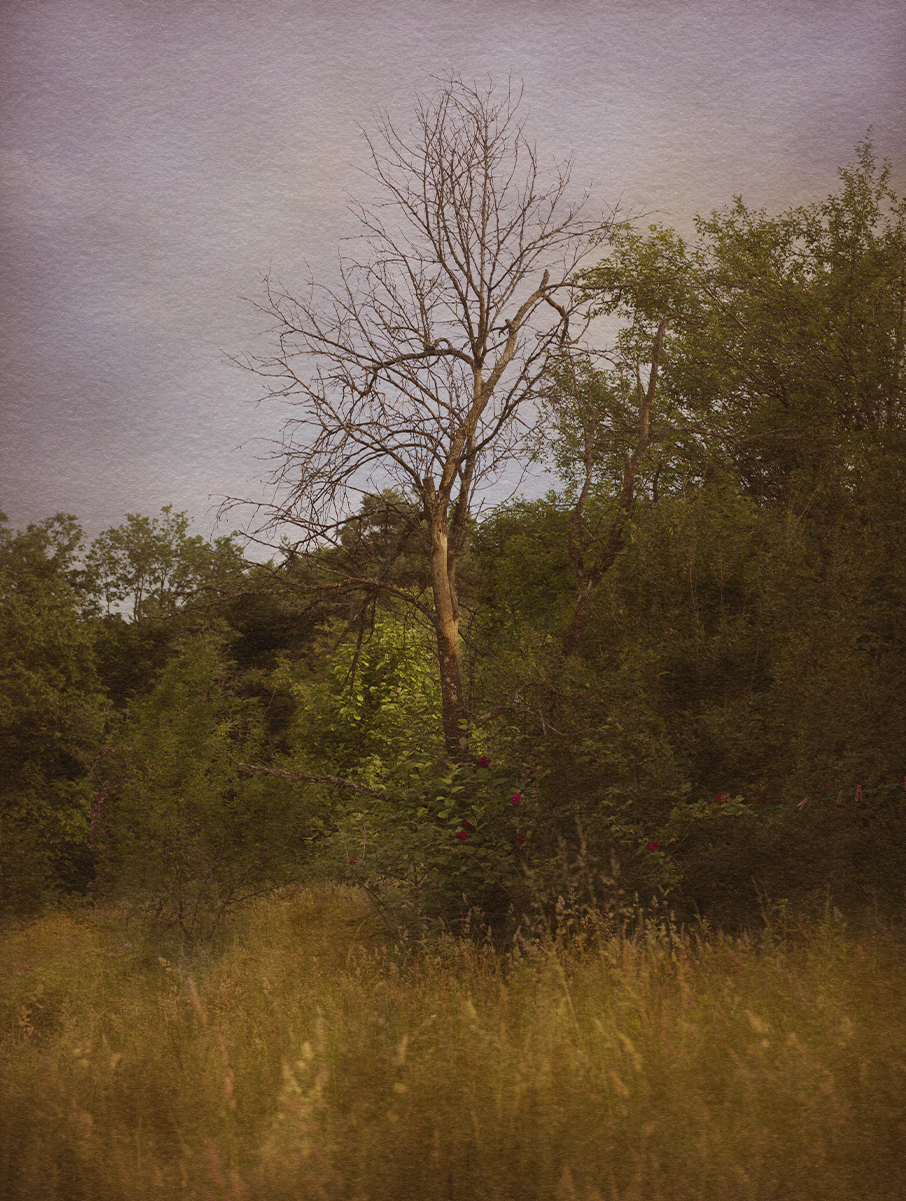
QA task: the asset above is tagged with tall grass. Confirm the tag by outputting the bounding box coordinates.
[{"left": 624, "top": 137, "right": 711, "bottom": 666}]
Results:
[{"left": 1, "top": 885, "right": 903, "bottom": 1200}]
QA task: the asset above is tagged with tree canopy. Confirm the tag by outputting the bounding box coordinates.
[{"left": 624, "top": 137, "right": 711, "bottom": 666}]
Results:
[{"left": 2, "top": 123, "right": 903, "bottom": 936}]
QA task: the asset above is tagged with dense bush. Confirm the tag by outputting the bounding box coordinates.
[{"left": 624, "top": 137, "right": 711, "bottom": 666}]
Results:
[
  {"left": 89, "top": 633, "right": 308, "bottom": 944},
  {"left": 0, "top": 513, "right": 107, "bottom": 914}
]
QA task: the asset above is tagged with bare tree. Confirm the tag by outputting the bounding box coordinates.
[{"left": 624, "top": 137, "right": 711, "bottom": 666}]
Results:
[{"left": 230, "top": 76, "right": 604, "bottom": 755}]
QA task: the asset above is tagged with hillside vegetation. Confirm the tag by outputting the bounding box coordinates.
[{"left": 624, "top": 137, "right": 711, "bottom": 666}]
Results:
[
  {"left": 2, "top": 885, "right": 904, "bottom": 1200},
  {"left": 1, "top": 137, "right": 905, "bottom": 1197}
]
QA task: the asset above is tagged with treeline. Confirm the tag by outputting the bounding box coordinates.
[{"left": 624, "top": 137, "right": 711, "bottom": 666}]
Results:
[{"left": 2, "top": 141, "right": 904, "bottom": 939}]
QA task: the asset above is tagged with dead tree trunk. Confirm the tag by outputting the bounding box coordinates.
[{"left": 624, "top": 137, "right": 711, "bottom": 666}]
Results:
[{"left": 227, "top": 76, "right": 606, "bottom": 758}]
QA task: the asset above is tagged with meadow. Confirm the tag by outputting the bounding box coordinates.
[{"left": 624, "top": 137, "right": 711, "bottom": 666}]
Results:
[{"left": 2, "top": 885, "right": 904, "bottom": 1201}]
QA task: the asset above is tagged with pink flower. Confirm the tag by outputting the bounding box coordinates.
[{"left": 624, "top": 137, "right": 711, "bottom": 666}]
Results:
[
  {"left": 716, "top": 793, "right": 729, "bottom": 804},
  {"left": 477, "top": 756, "right": 491, "bottom": 769},
  {"left": 516, "top": 833, "right": 525, "bottom": 844},
  {"left": 455, "top": 829, "right": 470, "bottom": 842},
  {"left": 510, "top": 792, "right": 521, "bottom": 806},
  {"left": 348, "top": 858, "right": 358, "bottom": 864},
  {"left": 646, "top": 841, "right": 660, "bottom": 851}
]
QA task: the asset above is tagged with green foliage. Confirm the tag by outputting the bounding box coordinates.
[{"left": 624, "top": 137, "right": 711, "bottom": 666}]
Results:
[
  {"left": 319, "top": 754, "right": 539, "bottom": 937},
  {"left": 221, "top": 559, "right": 332, "bottom": 675},
  {"left": 326, "top": 489, "right": 432, "bottom": 598},
  {"left": 283, "top": 613, "right": 444, "bottom": 782},
  {"left": 460, "top": 140, "right": 905, "bottom": 924},
  {"left": 90, "top": 633, "right": 307, "bottom": 944},
  {"left": 579, "top": 138, "right": 906, "bottom": 507},
  {"left": 282, "top": 617, "right": 446, "bottom": 920},
  {"left": 83, "top": 505, "right": 246, "bottom": 622},
  {"left": 3, "top": 144, "right": 904, "bottom": 936},
  {"left": 272, "top": 616, "right": 539, "bottom": 933},
  {"left": 0, "top": 513, "right": 108, "bottom": 914},
  {"left": 81, "top": 507, "right": 248, "bottom": 711},
  {"left": 540, "top": 339, "right": 706, "bottom": 506},
  {"left": 470, "top": 471, "right": 906, "bottom": 925},
  {"left": 471, "top": 495, "right": 574, "bottom": 639}
]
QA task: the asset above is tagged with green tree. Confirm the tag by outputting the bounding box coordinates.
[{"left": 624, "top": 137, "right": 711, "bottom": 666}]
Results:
[
  {"left": 282, "top": 612, "right": 443, "bottom": 783},
  {"left": 84, "top": 505, "right": 246, "bottom": 622},
  {"left": 471, "top": 469, "right": 906, "bottom": 926},
  {"left": 0, "top": 512, "right": 107, "bottom": 912},
  {"left": 536, "top": 342, "right": 700, "bottom": 663},
  {"left": 83, "top": 506, "right": 247, "bottom": 709},
  {"left": 461, "top": 142, "right": 906, "bottom": 924},
  {"left": 91, "top": 632, "right": 306, "bottom": 944},
  {"left": 577, "top": 138, "right": 906, "bottom": 508}
]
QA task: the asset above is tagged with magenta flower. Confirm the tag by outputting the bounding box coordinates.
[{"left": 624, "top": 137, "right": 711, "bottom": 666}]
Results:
[
  {"left": 716, "top": 793, "right": 729, "bottom": 804},
  {"left": 646, "top": 841, "right": 660, "bottom": 851},
  {"left": 510, "top": 792, "right": 521, "bottom": 806},
  {"left": 516, "top": 833, "right": 525, "bottom": 844},
  {"left": 455, "top": 829, "right": 470, "bottom": 842},
  {"left": 477, "top": 756, "right": 491, "bottom": 769},
  {"left": 348, "top": 858, "right": 358, "bottom": 864}
]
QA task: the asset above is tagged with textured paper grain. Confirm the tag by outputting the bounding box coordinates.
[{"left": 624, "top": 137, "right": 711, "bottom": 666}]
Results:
[{"left": 1, "top": 0, "right": 903, "bottom": 540}]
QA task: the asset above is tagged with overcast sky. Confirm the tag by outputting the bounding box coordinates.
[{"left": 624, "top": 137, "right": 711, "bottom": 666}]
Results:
[{"left": 2, "top": 0, "right": 904, "bottom": 550}]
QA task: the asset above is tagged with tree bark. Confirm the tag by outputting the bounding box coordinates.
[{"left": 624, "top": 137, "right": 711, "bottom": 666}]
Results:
[
  {"left": 427, "top": 499, "right": 467, "bottom": 755},
  {"left": 557, "top": 524, "right": 626, "bottom": 660},
  {"left": 228, "top": 78, "right": 599, "bottom": 760},
  {"left": 555, "top": 318, "right": 669, "bottom": 664}
]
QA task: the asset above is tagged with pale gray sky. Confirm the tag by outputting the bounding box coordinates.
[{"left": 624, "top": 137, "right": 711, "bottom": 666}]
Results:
[{"left": 2, "top": 0, "right": 903, "bottom": 546}]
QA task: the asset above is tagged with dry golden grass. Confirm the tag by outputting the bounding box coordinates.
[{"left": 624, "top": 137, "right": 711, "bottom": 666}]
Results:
[{"left": 1, "top": 885, "right": 904, "bottom": 1200}]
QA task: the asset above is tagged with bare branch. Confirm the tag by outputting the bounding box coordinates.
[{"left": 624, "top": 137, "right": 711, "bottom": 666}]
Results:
[{"left": 228, "top": 75, "right": 612, "bottom": 754}]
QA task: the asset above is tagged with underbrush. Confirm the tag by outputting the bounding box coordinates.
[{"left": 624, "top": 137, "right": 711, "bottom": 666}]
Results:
[{"left": 1, "top": 886, "right": 904, "bottom": 1199}]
